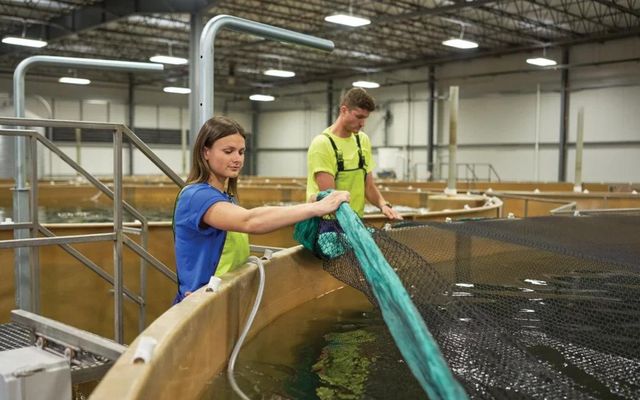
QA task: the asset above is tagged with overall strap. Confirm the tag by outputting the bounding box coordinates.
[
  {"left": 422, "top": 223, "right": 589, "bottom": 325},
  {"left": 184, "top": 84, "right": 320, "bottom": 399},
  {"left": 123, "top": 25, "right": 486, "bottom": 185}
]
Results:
[
  {"left": 323, "top": 133, "right": 344, "bottom": 171},
  {"left": 324, "top": 133, "right": 366, "bottom": 172},
  {"left": 354, "top": 133, "right": 365, "bottom": 169}
]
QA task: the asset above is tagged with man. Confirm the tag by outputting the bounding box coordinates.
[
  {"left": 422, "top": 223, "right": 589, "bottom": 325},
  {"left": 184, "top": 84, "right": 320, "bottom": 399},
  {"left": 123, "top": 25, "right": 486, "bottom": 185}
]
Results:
[{"left": 306, "top": 87, "right": 402, "bottom": 220}]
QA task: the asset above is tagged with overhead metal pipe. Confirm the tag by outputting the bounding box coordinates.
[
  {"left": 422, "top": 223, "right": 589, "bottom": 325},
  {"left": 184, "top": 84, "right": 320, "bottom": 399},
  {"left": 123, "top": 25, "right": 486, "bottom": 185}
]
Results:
[
  {"left": 189, "top": 11, "right": 204, "bottom": 147},
  {"left": 198, "top": 14, "right": 334, "bottom": 130},
  {"left": 14, "top": 56, "right": 164, "bottom": 118},
  {"left": 11, "top": 55, "right": 163, "bottom": 312}
]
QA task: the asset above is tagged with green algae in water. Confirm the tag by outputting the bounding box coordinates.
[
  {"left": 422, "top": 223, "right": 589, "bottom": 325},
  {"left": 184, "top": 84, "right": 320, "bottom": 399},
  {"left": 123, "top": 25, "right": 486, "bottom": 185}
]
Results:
[
  {"left": 200, "top": 286, "right": 426, "bottom": 400},
  {"left": 312, "top": 329, "right": 376, "bottom": 400}
]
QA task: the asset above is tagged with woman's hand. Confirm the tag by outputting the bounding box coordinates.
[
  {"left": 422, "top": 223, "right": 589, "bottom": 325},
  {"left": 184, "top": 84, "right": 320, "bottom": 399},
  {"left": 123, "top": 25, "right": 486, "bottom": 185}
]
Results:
[{"left": 315, "top": 190, "right": 350, "bottom": 216}]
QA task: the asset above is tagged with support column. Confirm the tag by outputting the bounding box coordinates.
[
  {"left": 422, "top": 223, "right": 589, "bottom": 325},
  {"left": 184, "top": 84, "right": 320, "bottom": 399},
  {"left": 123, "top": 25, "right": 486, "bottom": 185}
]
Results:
[
  {"left": 251, "top": 101, "right": 259, "bottom": 176},
  {"left": 558, "top": 48, "right": 570, "bottom": 182},
  {"left": 573, "top": 107, "right": 585, "bottom": 192},
  {"left": 127, "top": 73, "right": 135, "bottom": 175},
  {"left": 326, "top": 79, "right": 333, "bottom": 126},
  {"left": 427, "top": 66, "right": 435, "bottom": 181},
  {"left": 445, "top": 86, "right": 459, "bottom": 196}
]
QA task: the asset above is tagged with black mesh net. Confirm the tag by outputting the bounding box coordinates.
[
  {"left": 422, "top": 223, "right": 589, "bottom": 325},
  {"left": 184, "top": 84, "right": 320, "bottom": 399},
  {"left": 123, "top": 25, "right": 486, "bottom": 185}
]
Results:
[{"left": 322, "top": 215, "right": 640, "bottom": 399}]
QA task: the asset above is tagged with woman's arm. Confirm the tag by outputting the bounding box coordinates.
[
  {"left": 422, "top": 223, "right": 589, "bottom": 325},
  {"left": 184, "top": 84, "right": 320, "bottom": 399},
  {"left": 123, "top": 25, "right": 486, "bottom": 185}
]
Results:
[{"left": 202, "top": 190, "right": 350, "bottom": 234}]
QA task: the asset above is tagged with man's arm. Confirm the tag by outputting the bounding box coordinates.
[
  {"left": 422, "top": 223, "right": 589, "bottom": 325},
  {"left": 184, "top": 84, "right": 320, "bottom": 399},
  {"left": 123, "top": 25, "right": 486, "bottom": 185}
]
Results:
[
  {"left": 308, "top": 171, "right": 336, "bottom": 201},
  {"left": 315, "top": 171, "right": 336, "bottom": 191},
  {"left": 364, "top": 172, "right": 403, "bottom": 220}
]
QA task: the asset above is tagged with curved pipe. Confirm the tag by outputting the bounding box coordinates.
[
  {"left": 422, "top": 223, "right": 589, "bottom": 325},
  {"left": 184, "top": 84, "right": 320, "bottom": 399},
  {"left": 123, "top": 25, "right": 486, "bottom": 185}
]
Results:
[
  {"left": 12, "top": 55, "right": 164, "bottom": 188},
  {"left": 13, "top": 55, "right": 164, "bottom": 118},
  {"left": 198, "top": 14, "right": 334, "bottom": 129},
  {"left": 227, "top": 256, "right": 265, "bottom": 400}
]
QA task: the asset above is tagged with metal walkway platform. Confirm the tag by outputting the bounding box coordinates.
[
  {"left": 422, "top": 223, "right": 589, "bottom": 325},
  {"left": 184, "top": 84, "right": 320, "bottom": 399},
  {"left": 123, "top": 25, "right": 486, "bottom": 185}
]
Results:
[{"left": 1, "top": 310, "right": 125, "bottom": 384}]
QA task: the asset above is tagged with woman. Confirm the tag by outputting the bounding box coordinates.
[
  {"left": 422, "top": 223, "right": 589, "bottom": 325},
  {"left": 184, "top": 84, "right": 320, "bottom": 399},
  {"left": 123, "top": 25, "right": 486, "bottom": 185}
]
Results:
[{"left": 173, "top": 116, "right": 350, "bottom": 303}]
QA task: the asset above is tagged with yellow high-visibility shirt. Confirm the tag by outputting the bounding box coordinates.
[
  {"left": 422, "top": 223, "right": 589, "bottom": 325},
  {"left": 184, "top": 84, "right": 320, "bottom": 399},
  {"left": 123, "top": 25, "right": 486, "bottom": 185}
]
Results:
[{"left": 306, "top": 128, "right": 375, "bottom": 216}]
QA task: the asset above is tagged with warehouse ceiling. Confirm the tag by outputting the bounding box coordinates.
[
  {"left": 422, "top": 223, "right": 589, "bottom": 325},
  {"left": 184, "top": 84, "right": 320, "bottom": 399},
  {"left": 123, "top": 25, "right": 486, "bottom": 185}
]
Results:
[{"left": 0, "top": 0, "right": 639, "bottom": 97}]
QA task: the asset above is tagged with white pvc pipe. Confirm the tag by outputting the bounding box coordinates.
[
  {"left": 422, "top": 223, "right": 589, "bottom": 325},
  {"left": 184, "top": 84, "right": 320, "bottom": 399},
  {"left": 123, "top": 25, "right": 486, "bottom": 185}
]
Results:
[
  {"left": 445, "top": 86, "right": 459, "bottom": 196},
  {"left": 534, "top": 84, "right": 541, "bottom": 182},
  {"left": 574, "top": 107, "right": 585, "bottom": 192}
]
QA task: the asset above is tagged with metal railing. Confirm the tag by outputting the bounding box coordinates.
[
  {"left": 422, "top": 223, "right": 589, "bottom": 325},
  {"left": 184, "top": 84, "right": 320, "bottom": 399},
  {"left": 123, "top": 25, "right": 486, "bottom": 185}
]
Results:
[
  {"left": 551, "top": 205, "right": 640, "bottom": 216},
  {"left": 489, "top": 193, "right": 574, "bottom": 218},
  {"left": 434, "top": 162, "right": 501, "bottom": 182},
  {"left": 0, "top": 117, "right": 185, "bottom": 344}
]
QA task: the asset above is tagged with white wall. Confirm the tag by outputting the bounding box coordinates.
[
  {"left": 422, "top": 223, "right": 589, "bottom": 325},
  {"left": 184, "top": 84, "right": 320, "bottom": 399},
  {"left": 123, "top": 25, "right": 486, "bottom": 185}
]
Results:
[
  {"left": 1, "top": 36, "right": 638, "bottom": 183},
  {"left": 250, "top": 36, "right": 640, "bottom": 183}
]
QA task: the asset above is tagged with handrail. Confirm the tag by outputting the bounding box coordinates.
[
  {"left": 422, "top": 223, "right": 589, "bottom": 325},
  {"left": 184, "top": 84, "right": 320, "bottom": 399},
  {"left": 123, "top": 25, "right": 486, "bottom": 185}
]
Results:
[
  {"left": 0, "top": 118, "right": 184, "bottom": 188},
  {"left": 11, "top": 57, "right": 164, "bottom": 315},
  {"left": 550, "top": 201, "right": 577, "bottom": 215},
  {"left": 488, "top": 164, "right": 501, "bottom": 182},
  {"left": 551, "top": 206, "right": 640, "bottom": 215},
  {"left": 0, "top": 119, "right": 183, "bottom": 343},
  {"left": 436, "top": 162, "right": 501, "bottom": 182}
]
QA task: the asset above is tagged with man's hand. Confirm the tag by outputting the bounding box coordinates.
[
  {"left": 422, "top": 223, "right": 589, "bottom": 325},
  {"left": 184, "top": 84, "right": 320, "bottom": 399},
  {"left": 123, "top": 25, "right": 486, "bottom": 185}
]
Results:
[{"left": 381, "top": 204, "right": 403, "bottom": 220}]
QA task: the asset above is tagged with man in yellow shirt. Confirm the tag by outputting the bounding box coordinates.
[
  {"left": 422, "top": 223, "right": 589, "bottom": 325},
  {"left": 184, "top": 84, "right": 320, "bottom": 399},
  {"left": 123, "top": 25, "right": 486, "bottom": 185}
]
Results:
[{"left": 307, "top": 88, "right": 402, "bottom": 220}]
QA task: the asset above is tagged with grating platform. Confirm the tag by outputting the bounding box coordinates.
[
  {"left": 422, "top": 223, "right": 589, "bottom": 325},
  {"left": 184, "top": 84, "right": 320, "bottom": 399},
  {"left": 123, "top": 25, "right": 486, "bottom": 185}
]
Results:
[
  {"left": 0, "top": 322, "right": 30, "bottom": 351},
  {"left": 1, "top": 311, "right": 125, "bottom": 384}
]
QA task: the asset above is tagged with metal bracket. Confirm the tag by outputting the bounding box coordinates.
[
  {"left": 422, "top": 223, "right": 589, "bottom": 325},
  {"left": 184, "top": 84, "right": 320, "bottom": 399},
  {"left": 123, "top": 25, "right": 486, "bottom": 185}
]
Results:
[{"left": 11, "top": 309, "right": 126, "bottom": 361}]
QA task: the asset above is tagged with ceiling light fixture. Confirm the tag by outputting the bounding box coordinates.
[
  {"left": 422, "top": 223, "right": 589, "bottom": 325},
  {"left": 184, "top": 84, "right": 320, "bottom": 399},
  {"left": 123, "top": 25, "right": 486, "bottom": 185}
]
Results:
[
  {"left": 526, "top": 57, "right": 557, "bottom": 67},
  {"left": 150, "top": 55, "right": 188, "bottom": 65},
  {"left": 2, "top": 36, "right": 47, "bottom": 48},
  {"left": 325, "top": 14, "right": 370, "bottom": 27},
  {"left": 325, "top": 1, "right": 370, "bottom": 27},
  {"left": 163, "top": 86, "right": 191, "bottom": 94},
  {"left": 149, "top": 41, "right": 188, "bottom": 65},
  {"left": 442, "top": 19, "right": 478, "bottom": 49},
  {"left": 58, "top": 77, "right": 91, "bottom": 85},
  {"left": 526, "top": 46, "right": 557, "bottom": 67},
  {"left": 249, "top": 94, "right": 275, "bottom": 102},
  {"left": 2, "top": 23, "right": 48, "bottom": 48},
  {"left": 264, "top": 69, "right": 295, "bottom": 78},
  {"left": 352, "top": 80, "right": 380, "bottom": 89},
  {"left": 442, "top": 38, "right": 478, "bottom": 49}
]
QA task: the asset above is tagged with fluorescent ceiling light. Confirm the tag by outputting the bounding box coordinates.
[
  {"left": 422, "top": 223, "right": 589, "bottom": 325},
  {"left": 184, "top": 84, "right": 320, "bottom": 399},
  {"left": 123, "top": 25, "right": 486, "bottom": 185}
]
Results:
[
  {"left": 526, "top": 57, "right": 557, "bottom": 67},
  {"left": 58, "top": 77, "right": 91, "bottom": 85},
  {"left": 352, "top": 80, "right": 380, "bottom": 89},
  {"left": 249, "top": 94, "right": 275, "bottom": 102},
  {"left": 2, "top": 36, "right": 48, "bottom": 48},
  {"left": 163, "top": 86, "right": 191, "bottom": 94},
  {"left": 442, "top": 38, "right": 478, "bottom": 49},
  {"left": 149, "top": 55, "right": 188, "bottom": 65},
  {"left": 264, "top": 69, "right": 295, "bottom": 78},
  {"left": 324, "top": 14, "right": 371, "bottom": 27},
  {"left": 85, "top": 99, "right": 109, "bottom": 105}
]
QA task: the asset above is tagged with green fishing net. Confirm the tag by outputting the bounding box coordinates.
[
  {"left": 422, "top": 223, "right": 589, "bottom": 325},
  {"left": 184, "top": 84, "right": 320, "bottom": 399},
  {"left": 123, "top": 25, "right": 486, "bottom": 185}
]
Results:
[
  {"left": 295, "top": 192, "right": 467, "bottom": 399},
  {"left": 294, "top": 217, "right": 351, "bottom": 259}
]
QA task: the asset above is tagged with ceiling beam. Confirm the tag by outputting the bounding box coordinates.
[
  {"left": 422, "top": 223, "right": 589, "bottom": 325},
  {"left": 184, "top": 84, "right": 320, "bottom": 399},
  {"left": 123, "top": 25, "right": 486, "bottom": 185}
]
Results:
[{"left": 0, "top": 0, "right": 220, "bottom": 56}]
